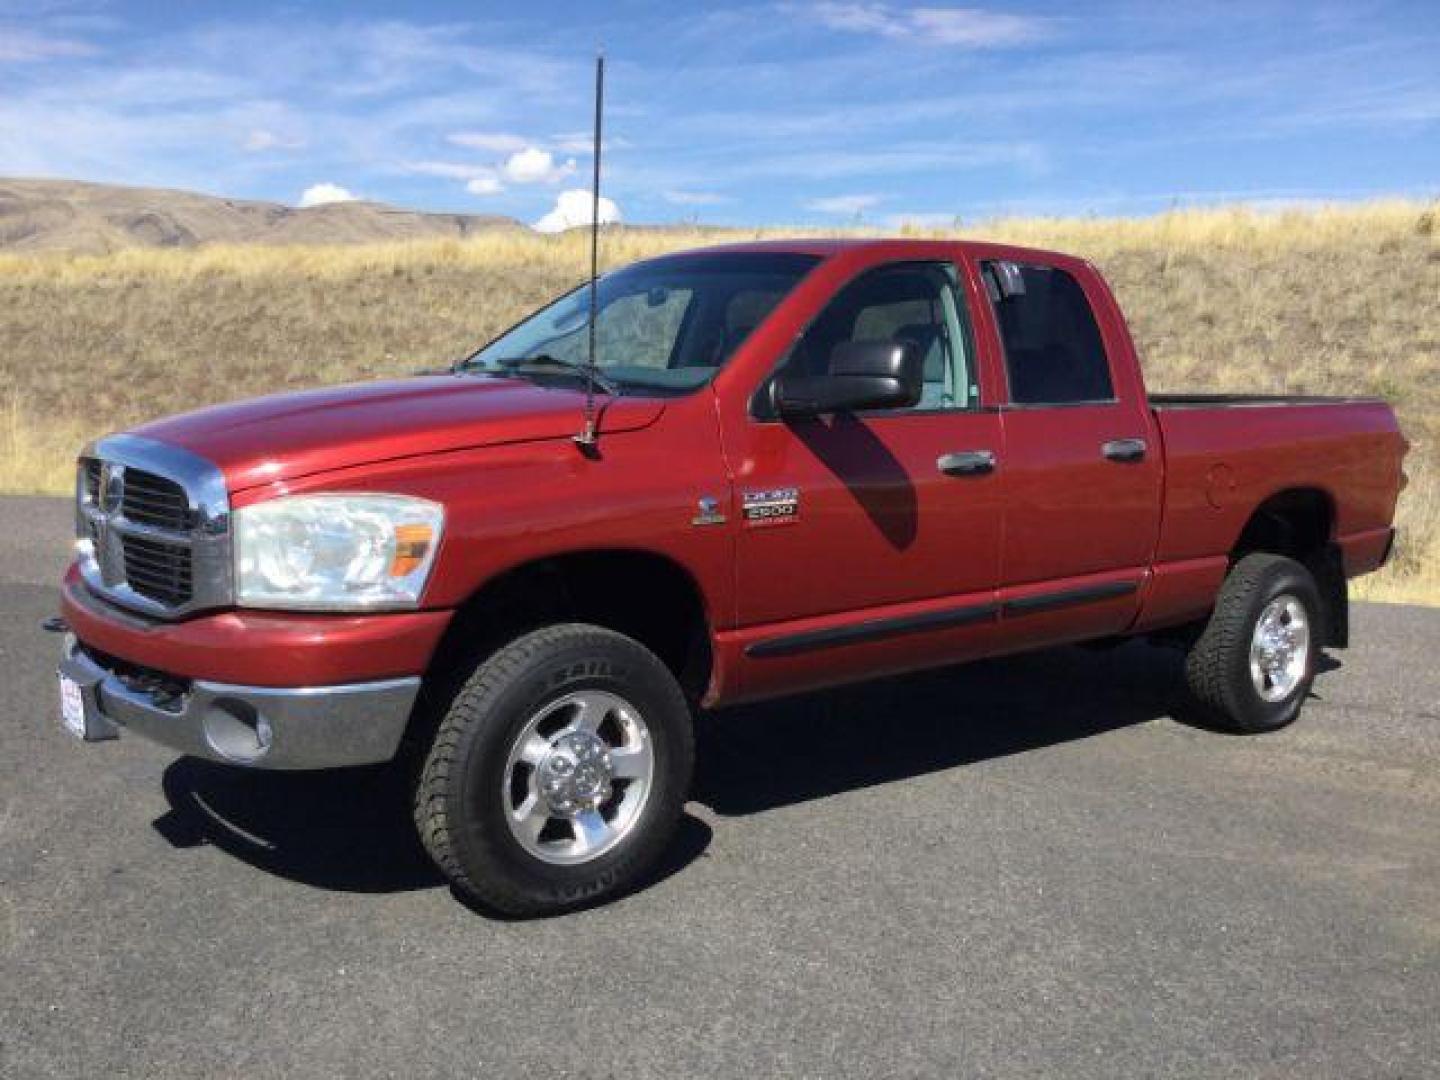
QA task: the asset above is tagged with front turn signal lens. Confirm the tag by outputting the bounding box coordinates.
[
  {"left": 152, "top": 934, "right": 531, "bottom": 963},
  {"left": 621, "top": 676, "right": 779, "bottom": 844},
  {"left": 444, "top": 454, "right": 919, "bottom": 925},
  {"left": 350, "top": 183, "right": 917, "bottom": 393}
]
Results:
[{"left": 390, "top": 523, "right": 437, "bottom": 578}]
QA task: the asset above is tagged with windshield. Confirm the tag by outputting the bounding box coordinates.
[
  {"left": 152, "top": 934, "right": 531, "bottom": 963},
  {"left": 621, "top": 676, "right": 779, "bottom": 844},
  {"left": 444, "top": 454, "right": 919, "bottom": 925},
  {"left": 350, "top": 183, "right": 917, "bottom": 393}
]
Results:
[{"left": 462, "top": 252, "right": 822, "bottom": 394}]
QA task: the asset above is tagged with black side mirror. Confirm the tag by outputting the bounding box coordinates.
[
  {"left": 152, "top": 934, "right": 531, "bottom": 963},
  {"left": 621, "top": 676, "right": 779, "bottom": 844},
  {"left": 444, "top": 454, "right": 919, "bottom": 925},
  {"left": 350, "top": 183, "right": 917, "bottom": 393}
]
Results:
[{"left": 770, "top": 340, "right": 923, "bottom": 419}]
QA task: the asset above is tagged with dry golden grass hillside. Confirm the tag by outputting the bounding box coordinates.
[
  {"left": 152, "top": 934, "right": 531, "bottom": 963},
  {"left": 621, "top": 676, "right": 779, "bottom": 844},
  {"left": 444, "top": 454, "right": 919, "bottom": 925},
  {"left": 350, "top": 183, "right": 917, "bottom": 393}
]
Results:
[{"left": 1, "top": 201, "right": 1435, "bottom": 603}]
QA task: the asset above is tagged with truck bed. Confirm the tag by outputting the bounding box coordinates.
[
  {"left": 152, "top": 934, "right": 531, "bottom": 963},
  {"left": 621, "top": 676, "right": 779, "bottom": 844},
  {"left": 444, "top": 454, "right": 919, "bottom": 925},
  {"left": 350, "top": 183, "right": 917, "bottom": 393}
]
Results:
[{"left": 1149, "top": 395, "right": 1404, "bottom": 570}]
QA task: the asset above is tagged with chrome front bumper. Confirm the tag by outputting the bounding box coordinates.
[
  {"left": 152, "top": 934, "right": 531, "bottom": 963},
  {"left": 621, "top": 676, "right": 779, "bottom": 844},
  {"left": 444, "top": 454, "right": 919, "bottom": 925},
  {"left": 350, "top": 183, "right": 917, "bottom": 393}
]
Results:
[{"left": 59, "top": 637, "right": 420, "bottom": 770}]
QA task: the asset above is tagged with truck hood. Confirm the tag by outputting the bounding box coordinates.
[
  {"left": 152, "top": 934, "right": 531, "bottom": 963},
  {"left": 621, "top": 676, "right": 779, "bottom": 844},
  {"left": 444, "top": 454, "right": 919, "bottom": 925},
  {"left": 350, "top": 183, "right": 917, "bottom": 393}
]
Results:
[{"left": 132, "top": 374, "right": 666, "bottom": 492}]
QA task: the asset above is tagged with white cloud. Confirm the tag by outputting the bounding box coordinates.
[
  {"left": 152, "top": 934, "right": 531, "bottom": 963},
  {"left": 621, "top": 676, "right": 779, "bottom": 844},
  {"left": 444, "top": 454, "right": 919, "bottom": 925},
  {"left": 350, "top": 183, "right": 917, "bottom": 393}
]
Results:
[
  {"left": 807, "top": 2, "right": 895, "bottom": 36},
  {"left": 501, "top": 146, "right": 576, "bottom": 185},
  {"left": 911, "top": 7, "right": 1047, "bottom": 47},
  {"left": 550, "top": 132, "right": 629, "bottom": 154},
  {"left": 414, "top": 141, "right": 577, "bottom": 198},
  {"left": 662, "top": 189, "right": 732, "bottom": 206},
  {"left": 401, "top": 161, "right": 502, "bottom": 196},
  {"left": 804, "top": 193, "right": 883, "bottom": 215},
  {"left": 403, "top": 160, "right": 507, "bottom": 196},
  {"left": 533, "top": 189, "right": 621, "bottom": 233},
  {"left": 404, "top": 160, "right": 485, "bottom": 180},
  {"left": 465, "top": 173, "right": 503, "bottom": 196},
  {"left": 243, "top": 129, "right": 303, "bottom": 152},
  {"left": 447, "top": 130, "right": 529, "bottom": 153},
  {"left": 0, "top": 28, "right": 97, "bottom": 63},
  {"left": 806, "top": 3, "right": 1049, "bottom": 48},
  {"left": 298, "top": 182, "right": 359, "bottom": 207}
]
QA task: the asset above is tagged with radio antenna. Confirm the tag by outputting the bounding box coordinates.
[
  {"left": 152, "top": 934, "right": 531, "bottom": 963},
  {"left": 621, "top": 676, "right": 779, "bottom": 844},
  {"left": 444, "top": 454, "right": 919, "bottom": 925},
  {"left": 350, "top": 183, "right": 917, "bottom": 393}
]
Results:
[{"left": 574, "top": 51, "right": 605, "bottom": 452}]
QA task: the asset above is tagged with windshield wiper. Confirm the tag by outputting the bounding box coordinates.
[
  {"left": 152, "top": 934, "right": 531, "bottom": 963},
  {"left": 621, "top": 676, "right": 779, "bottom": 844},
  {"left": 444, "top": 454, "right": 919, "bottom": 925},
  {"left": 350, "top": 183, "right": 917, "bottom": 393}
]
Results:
[{"left": 492, "top": 354, "right": 622, "bottom": 396}]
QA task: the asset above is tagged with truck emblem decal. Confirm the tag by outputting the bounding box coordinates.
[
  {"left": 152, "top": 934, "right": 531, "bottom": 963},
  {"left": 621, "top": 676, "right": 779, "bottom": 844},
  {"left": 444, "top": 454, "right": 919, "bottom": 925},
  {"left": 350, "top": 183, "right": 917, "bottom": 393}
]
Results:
[
  {"left": 742, "top": 487, "right": 800, "bottom": 526},
  {"left": 691, "top": 496, "right": 726, "bottom": 527}
]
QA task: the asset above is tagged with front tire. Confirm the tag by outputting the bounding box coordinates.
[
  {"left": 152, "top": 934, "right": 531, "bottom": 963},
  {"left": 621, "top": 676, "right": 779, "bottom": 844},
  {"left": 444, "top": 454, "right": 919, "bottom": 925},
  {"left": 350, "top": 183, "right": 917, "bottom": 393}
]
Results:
[
  {"left": 1184, "top": 553, "right": 1322, "bottom": 733},
  {"left": 415, "top": 623, "right": 694, "bottom": 916}
]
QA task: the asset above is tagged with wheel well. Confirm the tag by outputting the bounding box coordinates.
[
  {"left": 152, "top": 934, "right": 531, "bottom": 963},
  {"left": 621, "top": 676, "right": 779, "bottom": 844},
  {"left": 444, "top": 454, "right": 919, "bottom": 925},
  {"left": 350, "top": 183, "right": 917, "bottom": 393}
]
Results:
[
  {"left": 1232, "top": 488, "right": 1334, "bottom": 562},
  {"left": 1231, "top": 488, "right": 1348, "bottom": 647},
  {"left": 411, "top": 551, "right": 713, "bottom": 744}
]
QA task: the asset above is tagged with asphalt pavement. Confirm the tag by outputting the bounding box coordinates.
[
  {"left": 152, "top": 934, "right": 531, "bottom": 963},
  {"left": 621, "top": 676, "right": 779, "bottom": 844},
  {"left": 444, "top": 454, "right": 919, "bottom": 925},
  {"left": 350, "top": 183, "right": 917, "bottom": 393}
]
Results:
[{"left": 2, "top": 495, "right": 1437, "bottom": 1078}]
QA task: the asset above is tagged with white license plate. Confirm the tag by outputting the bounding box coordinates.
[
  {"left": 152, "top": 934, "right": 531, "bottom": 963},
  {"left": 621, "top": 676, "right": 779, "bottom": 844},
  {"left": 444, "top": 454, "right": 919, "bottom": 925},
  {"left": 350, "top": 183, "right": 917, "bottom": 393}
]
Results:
[{"left": 59, "top": 672, "right": 87, "bottom": 739}]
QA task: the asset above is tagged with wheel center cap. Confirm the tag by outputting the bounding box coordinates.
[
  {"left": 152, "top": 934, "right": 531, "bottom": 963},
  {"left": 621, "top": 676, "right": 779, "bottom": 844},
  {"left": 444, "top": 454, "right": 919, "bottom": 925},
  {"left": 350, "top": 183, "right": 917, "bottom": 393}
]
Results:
[
  {"left": 538, "top": 731, "right": 613, "bottom": 815},
  {"left": 1259, "top": 626, "right": 1295, "bottom": 670}
]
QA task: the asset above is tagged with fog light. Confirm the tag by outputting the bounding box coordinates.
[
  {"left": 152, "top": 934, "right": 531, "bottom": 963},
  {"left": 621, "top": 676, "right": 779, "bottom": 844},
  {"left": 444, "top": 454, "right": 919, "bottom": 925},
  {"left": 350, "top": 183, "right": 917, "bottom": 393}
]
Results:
[{"left": 202, "top": 697, "right": 274, "bottom": 764}]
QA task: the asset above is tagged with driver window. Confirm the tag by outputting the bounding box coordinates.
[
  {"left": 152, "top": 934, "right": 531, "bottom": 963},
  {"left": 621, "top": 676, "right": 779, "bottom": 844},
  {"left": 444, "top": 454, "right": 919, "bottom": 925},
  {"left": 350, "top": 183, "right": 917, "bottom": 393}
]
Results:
[{"left": 775, "top": 262, "right": 973, "bottom": 411}]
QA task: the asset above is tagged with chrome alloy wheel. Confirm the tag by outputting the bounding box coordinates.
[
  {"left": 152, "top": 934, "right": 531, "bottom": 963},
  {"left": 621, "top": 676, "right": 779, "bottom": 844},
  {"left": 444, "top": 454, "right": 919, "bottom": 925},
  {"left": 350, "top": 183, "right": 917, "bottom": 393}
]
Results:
[
  {"left": 501, "top": 690, "right": 654, "bottom": 865},
  {"left": 1249, "top": 594, "right": 1311, "bottom": 703}
]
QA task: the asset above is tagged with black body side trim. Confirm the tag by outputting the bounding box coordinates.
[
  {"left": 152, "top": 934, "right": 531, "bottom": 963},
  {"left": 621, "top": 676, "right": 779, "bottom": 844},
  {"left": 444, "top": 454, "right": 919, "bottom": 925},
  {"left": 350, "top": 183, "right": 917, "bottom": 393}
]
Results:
[
  {"left": 746, "top": 580, "right": 1141, "bottom": 659},
  {"left": 1001, "top": 579, "right": 1138, "bottom": 616},
  {"left": 1148, "top": 393, "right": 1382, "bottom": 410},
  {"left": 746, "top": 602, "right": 998, "bottom": 658}
]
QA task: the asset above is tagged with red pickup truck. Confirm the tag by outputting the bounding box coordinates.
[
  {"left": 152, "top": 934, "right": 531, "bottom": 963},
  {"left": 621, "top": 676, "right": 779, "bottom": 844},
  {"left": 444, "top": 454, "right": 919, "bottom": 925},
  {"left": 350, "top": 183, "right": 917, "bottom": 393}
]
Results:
[{"left": 56, "top": 239, "right": 1406, "bottom": 915}]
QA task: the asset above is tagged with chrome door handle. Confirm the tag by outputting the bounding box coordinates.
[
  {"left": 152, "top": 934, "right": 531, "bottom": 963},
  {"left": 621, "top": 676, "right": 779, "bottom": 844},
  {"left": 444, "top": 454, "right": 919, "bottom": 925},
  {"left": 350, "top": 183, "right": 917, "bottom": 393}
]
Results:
[
  {"left": 1101, "top": 438, "right": 1147, "bottom": 463},
  {"left": 938, "top": 450, "right": 997, "bottom": 476}
]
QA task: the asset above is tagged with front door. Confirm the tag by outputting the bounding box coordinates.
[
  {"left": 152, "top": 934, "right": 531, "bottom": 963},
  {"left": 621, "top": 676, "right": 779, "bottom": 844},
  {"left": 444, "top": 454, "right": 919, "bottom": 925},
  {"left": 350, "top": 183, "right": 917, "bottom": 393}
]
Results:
[{"left": 724, "top": 260, "right": 1005, "bottom": 697}]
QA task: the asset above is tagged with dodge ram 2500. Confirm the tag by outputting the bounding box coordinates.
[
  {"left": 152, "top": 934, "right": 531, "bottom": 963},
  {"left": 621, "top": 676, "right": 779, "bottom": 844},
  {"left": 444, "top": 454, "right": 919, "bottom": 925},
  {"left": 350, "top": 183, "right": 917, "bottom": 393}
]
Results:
[{"left": 54, "top": 239, "right": 1407, "bottom": 915}]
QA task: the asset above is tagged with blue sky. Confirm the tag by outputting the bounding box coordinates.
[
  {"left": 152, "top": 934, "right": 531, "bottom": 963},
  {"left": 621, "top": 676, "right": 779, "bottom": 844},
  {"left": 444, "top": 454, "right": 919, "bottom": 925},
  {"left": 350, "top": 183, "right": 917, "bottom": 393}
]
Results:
[{"left": 2, "top": 1, "right": 1437, "bottom": 228}]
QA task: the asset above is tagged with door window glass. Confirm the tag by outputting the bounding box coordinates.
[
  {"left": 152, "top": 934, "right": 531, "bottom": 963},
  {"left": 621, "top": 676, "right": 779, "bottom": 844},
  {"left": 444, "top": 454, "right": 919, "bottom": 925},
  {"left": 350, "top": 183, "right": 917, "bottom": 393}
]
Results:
[
  {"left": 776, "top": 262, "right": 975, "bottom": 410},
  {"left": 983, "top": 261, "right": 1114, "bottom": 405}
]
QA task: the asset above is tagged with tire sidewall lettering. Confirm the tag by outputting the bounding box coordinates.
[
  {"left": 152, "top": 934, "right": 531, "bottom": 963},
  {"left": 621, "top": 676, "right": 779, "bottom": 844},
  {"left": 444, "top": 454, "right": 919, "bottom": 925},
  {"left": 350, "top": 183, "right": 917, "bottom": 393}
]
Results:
[{"left": 544, "top": 657, "right": 629, "bottom": 691}]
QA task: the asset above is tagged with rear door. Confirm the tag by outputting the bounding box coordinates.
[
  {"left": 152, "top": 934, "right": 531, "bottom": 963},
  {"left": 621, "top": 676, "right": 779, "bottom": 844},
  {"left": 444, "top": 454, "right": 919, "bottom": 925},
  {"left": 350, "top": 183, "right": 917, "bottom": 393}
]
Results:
[{"left": 975, "top": 257, "right": 1162, "bottom": 640}]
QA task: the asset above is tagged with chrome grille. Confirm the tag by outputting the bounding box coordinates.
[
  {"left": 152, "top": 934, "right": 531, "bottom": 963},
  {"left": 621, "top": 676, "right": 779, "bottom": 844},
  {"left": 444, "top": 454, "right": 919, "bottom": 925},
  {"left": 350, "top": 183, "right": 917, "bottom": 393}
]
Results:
[
  {"left": 120, "top": 469, "right": 193, "bottom": 531},
  {"left": 82, "top": 457, "right": 103, "bottom": 503},
  {"left": 76, "top": 434, "right": 232, "bottom": 620},
  {"left": 121, "top": 532, "right": 194, "bottom": 606}
]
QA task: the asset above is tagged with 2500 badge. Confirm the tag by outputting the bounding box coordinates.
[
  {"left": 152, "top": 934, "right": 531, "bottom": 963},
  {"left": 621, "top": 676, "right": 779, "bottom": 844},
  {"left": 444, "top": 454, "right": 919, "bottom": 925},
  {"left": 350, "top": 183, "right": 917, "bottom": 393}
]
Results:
[{"left": 742, "top": 488, "right": 800, "bottom": 526}]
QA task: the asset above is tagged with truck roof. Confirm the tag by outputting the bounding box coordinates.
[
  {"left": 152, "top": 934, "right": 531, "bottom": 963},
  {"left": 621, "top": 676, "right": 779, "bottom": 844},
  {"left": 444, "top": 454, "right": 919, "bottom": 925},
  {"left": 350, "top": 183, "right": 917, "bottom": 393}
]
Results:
[{"left": 657, "top": 236, "right": 1082, "bottom": 266}]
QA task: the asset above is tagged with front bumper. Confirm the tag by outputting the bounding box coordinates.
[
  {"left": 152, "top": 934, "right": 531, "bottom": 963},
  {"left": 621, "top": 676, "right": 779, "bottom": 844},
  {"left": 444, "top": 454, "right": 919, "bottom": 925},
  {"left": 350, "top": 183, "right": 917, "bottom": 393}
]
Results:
[
  {"left": 60, "top": 564, "right": 451, "bottom": 687},
  {"left": 59, "top": 636, "right": 420, "bottom": 770}
]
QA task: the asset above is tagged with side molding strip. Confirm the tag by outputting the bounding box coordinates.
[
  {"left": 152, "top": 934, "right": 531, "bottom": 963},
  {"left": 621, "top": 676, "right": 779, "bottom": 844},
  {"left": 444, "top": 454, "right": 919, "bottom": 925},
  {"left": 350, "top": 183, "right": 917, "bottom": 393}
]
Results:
[
  {"left": 1001, "top": 579, "right": 1139, "bottom": 616},
  {"left": 745, "top": 579, "right": 1142, "bottom": 659},
  {"left": 746, "top": 602, "right": 998, "bottom": 658}
]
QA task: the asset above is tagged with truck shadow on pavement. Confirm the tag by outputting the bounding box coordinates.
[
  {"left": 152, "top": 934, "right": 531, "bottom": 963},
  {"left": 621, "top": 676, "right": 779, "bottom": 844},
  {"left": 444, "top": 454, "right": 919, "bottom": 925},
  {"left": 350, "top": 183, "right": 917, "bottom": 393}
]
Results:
[
  {"left": 151, "top": 638, "right": 1283, "bottom": 898},
  {"left": 692, "top": 639, "right": 1190, "bottom": 816},
  {"left": 152, "top": 757, "right": 714, "bottom": 897}
]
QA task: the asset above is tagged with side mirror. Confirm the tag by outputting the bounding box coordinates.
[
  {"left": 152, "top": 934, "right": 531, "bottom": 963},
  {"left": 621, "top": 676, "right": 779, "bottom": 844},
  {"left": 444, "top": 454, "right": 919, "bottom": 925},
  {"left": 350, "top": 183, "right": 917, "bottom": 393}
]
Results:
[{"left": 771, "top": 340, "right": 923, "bottom": 419}]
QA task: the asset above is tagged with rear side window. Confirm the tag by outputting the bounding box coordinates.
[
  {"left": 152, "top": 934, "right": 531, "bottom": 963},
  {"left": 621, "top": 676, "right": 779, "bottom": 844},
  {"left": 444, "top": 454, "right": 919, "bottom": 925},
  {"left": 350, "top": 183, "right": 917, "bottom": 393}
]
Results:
[{"left": 982, "top": 261, "right": 1114, "bottom": 405}]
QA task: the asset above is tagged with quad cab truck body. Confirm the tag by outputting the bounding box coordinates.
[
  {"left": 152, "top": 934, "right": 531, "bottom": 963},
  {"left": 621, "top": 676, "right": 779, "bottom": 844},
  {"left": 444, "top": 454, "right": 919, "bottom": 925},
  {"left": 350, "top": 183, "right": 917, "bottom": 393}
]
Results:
[{"left": 55, "top": 239, "right": 1407, "bottom": 914}]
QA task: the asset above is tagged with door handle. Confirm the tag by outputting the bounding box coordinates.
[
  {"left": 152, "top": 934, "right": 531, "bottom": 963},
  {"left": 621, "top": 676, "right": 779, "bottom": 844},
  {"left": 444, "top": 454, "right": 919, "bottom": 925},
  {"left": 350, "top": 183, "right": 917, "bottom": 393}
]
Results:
[
  {"left": 938, "top": 450, "right": 997, "bottom": 476},
  {"left": 1101, "top": 438, "right": 1147, "bottom": 463}
]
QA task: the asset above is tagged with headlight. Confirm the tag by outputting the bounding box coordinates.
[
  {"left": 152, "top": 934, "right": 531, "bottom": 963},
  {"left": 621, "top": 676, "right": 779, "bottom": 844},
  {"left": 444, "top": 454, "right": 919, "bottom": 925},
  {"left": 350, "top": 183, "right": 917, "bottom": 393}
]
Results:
[{"left": 234, "top": 494, "right": 444, "bottom": 611}]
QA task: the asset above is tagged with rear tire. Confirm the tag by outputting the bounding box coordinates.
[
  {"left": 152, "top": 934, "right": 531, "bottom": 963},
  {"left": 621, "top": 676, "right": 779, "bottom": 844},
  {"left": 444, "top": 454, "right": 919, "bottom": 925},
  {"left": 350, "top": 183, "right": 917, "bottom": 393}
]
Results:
[
  {"left": 1184, "top": 553, "right": 1322, "bottom": 733},
  {"left": 414, "top": 623, "right": 694, "bottom": 917}
]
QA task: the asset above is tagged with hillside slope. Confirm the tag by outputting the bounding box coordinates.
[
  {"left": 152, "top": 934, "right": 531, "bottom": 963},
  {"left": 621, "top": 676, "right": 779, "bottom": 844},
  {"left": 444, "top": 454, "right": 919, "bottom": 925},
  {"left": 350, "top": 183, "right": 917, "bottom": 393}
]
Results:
[
  {"left": 0, "top": 202, "right": 1434, "bottom": 602},
  {"left": 0, "top": 177, "right": 520, "bottom": 253}
]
